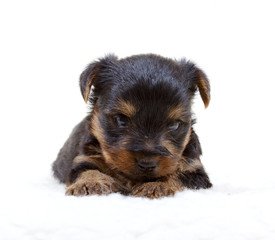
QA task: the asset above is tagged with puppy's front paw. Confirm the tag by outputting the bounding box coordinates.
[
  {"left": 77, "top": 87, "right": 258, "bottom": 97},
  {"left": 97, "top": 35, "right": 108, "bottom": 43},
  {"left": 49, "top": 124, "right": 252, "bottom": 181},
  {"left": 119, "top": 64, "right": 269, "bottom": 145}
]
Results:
[
  {"left": 131, "top": 182, "right": 179, "bottom": 199},
  {"left": 65, "top": 170, "right": 122, "bottom": 196},
  {"left": 66, "top": 181, "right": 117, "bottom": 196}
]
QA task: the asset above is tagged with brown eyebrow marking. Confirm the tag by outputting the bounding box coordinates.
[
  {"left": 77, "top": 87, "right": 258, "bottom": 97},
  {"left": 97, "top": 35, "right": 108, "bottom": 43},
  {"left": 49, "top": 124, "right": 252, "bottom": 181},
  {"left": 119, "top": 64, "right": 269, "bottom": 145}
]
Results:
[
  {"left": 114, "top": 99, "right": 137, "bottom": 117},
  {"left": 167, "top": 105, "right": 187, "bottom": 120}
]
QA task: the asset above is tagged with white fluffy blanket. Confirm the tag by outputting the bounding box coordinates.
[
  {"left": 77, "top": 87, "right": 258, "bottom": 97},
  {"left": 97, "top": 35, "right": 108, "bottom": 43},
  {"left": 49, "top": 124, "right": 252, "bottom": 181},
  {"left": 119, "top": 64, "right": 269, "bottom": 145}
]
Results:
[{"left": 1, "top": 161, "right": 274, "bottom": 240}]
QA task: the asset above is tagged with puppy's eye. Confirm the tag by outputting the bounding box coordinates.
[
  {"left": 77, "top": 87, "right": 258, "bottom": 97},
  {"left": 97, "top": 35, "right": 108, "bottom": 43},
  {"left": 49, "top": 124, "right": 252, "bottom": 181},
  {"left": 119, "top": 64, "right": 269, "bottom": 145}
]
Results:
[
  {"left": 114, "top": 114, "right": 128, "bottom": 128},
  {"left": 168, "top": 121, "right": 181, "bottom": 131}
]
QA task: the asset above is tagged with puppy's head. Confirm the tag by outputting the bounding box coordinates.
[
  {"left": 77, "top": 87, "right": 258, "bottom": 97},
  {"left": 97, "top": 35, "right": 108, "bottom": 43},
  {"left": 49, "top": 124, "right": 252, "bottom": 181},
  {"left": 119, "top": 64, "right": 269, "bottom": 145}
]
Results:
[{"left": 80, "top": 54, "right": 210, "bottom": 182}]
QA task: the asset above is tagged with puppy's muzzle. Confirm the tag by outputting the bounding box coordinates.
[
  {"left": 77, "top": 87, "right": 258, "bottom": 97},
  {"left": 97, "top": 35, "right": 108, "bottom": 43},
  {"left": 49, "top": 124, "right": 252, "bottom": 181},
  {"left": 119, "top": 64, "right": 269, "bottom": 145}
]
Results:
[{"left": 136, "top": 159, "right": 158, "bottom": 172}]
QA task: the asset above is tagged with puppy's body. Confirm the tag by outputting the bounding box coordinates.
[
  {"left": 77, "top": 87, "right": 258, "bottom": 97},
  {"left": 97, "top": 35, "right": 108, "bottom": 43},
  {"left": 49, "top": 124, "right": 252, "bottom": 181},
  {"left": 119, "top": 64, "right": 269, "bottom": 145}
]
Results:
[{"left": 52, "top": 54, "right": 212, "bottom": 198}]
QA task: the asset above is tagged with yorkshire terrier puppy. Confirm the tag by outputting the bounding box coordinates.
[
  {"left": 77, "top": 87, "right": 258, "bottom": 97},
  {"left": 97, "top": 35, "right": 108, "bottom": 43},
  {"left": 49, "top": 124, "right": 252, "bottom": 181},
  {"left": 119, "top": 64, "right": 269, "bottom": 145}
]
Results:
[{"left": 52, "top": 54, "right": 212, "bottom": 199}]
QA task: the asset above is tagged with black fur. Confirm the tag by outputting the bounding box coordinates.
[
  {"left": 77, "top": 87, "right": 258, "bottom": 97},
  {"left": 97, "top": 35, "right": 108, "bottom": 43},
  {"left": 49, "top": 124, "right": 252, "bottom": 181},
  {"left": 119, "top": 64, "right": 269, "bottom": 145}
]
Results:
[
  {"left": 183, "top": 128, "right": 202, "bottom": 161},
  {"left": 52, "top": 116, "right": 90, "bottom": 183},
  {"left": 179, "top": 168, "right": 213, "bottom": 189}
]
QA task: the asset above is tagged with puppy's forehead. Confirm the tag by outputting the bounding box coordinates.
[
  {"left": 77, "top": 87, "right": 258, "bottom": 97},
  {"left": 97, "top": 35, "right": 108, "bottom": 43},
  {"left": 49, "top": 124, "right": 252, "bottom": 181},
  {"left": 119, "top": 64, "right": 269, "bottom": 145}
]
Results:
[
  {"left": 100, "top": 55, "right": 192, "bottom": 118},
  {"left": 106, "top": 80, "right": 190, "bottom": 120}
]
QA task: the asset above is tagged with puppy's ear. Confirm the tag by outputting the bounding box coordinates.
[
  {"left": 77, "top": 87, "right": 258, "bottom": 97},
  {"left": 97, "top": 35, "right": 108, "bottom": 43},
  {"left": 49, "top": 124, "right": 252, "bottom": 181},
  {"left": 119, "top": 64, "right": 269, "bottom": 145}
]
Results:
[
  {"left": 79, "top": 55, "right": 117, "bottom": 103},
  {"left": 195, "top": 68, "right": 210, "bottom": 108},
  {"left": 181, "top": 60, "right": 210, "bottom": 108}
]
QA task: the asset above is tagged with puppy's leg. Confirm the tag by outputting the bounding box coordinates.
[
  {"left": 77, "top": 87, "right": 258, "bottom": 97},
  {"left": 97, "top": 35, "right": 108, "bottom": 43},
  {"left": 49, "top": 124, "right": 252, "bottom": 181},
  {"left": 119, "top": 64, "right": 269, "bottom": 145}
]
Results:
[
  {"left": 131, "top": 175, "right": 183, "bottom": 199},
  {"left": 179, "top": 129, "right": 212, "bottom": 189},
  {"left": 65, "top": 155, "right": 130, "bottom": 196},
  {"left": 52, "top": 117, "right": 89, "bottom": 183}
]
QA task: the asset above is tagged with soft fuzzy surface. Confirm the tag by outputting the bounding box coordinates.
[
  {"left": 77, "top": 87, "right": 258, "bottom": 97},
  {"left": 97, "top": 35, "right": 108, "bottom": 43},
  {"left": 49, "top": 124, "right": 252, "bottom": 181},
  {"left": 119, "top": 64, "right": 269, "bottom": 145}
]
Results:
[{"left": 1, "top": 155, "right": 275, "bottom": 240}]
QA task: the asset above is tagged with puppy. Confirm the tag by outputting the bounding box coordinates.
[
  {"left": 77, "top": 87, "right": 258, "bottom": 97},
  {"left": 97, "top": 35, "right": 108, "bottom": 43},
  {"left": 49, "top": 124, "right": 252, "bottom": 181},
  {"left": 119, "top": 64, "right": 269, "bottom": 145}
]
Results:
[{"left": 52, "top": 54, "right": 212, "bottom": 199}]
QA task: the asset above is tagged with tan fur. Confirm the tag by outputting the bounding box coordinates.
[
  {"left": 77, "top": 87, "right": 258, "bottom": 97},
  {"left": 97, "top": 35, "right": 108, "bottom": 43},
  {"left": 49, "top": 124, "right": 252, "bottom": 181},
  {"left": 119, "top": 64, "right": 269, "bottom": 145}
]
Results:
[
  {"left": 115, "top": 99, "right": 137, "bottom": 117},
  {"left": 162, "top": 126, "right": 191, "bottom": 157},
  {"left": 71, "top": 154, "right": 133, "bottom": 190},
  {"left": 131, "top": 173, "right": 183, "bottom": 199},
  {"left": 162, "top": 139, "right": 178, "bottom": 156},
  {"left": 197, "top": 72, "right": 210, "bottom": 108},
  {"left": 167, "top": 105, "right": 186, "bottom": 120},
  {"left": 102, "top": 148, "right": 137, "bottom": 177},
  {"left": 181, "top": 127, "right": 192, "bottom": 152},
  {"left": 73, "top": 154, "right": 100, "bottom": 164},
  {"left": 84, "top": 66, "right": 100, "bottom": 103},
  {"left": 66, "top": 170, "right": 128, "bottom": 196},
  {"left": 102, "top": 146, "right": 179, "bottom": 182},
  {"left": 71, "top": 154, "right": 107, "bottom": 174},
  {"left": 157, "top": 155, "right": 180, "bottom": 177},
  {"left": 90, "top": 107, "right": 105, "bottom": 146}
]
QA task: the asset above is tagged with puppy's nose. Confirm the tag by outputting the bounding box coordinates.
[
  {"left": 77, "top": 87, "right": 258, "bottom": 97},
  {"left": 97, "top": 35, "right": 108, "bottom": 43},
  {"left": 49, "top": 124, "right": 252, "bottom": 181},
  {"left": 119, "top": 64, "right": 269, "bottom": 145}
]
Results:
[{"left": 137, "top": 160, "right": 158, "bottom": 172}]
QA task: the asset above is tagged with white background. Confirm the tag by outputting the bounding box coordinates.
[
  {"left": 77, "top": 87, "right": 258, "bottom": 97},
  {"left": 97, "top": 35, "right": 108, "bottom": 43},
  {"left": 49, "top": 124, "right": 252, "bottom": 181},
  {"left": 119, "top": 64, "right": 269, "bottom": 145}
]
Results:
[{"left": 0, "top": 0, "right": 275, "bottom": 239}]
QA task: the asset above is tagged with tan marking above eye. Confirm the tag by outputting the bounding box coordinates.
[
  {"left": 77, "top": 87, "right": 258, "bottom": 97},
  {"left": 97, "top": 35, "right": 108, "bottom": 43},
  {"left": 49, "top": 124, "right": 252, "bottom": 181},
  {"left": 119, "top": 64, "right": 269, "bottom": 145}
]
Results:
[
  {"left": 114, "top": 99, "right": 137, "bottom": 118},
  {"left": 167, "top": 105, "right": 187, "bottom": 120}
]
